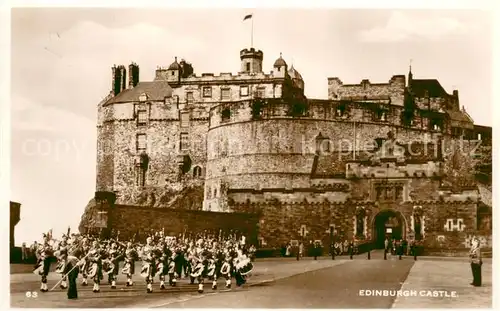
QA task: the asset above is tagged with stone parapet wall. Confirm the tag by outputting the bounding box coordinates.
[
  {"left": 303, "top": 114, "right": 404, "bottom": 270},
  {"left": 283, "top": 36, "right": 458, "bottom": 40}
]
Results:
[{"left": 107, "top": 204, "right": 260, "bottom": 243}]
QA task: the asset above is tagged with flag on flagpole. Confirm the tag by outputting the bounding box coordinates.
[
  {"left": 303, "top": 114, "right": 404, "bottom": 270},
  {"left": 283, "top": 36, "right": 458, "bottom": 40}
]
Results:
[{"left": 243, "top": 14, "right": 252, "bottom": 21}]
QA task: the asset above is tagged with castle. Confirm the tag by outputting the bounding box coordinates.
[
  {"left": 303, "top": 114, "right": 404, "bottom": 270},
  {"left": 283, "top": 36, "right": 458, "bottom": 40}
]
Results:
[{"left": 89, "top": 46, "right": 492, "bottom": 251}]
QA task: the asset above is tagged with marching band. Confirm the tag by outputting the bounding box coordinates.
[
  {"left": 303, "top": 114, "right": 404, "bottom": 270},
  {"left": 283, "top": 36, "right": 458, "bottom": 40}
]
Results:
[{"left": 32, "top": 228, "right": 255, "bottom": 299}]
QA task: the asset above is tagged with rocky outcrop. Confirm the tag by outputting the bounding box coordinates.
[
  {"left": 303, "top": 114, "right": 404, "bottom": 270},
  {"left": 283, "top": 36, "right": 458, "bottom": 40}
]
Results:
[{"left": 78, "top": 198, "right": 99, "bottom": 233}]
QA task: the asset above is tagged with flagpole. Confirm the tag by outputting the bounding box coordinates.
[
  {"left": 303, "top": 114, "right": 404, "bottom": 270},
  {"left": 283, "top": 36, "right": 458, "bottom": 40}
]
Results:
[{"left": 251, "top": 16, "right": 254, "bottom": 48}]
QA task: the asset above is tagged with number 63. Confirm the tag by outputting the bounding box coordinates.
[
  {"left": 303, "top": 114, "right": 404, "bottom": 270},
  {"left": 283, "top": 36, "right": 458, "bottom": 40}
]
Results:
[{"left": 25, "top": 291, "right": 38, "bottom": 298}]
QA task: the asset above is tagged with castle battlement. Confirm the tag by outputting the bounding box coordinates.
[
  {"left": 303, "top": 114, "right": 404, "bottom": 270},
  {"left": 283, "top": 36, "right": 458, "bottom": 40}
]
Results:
[
  {"left": 207, "top": 98, "right": 453, "bottom": 135},
  {"left": 154, "top": 70, "right": 280, "bottom": 83}
]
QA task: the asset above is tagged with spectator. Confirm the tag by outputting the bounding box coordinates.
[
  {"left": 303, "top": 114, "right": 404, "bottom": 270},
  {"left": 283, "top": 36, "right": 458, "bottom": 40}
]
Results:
[{"left": 21, "top": 242, "right": 28, "bottom": 262}]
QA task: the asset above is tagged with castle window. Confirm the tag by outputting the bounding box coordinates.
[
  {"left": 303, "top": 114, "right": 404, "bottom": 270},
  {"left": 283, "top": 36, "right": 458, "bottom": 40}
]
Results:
[
  {"left": 186, "top": 92, "right": 194, "bottom": 104},
  {"left": 137, "top": 109, "right": 148, "bottom": 126},
  {"left": 246, "top": 63, "right": 251, "bottom": 72},
  {"left": 180, "top": 112, "right": 190, "bottom": 128},
  {"left": 221, "top": 88, "right": 231, "bottom": 101},
  {"left": 240, "top": 86, "right": 249, "bottom": 97},
  {"left": 256, "top": 87, "right": 265, "bottom": 98},
  {"left": 136, "top": 134, "right": 147, "bottom": 152},
  {"left": 335, "top": 104, "right": 345, "bottom": 117},
  {"left": 193, "top": 166, "right": 202, "bottom": 178},
  {"left": 180, "top": 132, "right": 189, "bottom": 151},
  {"left": 203, "top": 87, "right": 212, "bottom": 98},
  {"left": 213, "top": 188, "right": 217, "bottom": 197},
  {"left": 135, "top": 166, "right": 146, "bottom": 187},
  {"left": 221, "top": 107, "right": 231, "bottom": 122},
  {"left": 373, "top": 109, "right": 387, "bottom": 122}
]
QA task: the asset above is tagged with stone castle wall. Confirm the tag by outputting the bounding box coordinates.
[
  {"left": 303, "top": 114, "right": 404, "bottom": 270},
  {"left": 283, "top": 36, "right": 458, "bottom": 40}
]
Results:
[
  {"left": 230, "top": 199, "right": 480, "bottom": 250},
  {"left": 96, "top": 99, "right": 209, "bottom": 204},
  {"left": 327, "top": 76, "right": 406, "bottom": 105},
  {"left": 108, "top": 204, "right": 260, "bottom": 244}
]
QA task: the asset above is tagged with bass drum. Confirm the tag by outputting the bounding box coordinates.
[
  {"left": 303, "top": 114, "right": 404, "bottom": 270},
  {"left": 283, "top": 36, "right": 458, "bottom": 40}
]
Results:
[{"left": 236, "top": 258, "right": 253, "bottom": 276}]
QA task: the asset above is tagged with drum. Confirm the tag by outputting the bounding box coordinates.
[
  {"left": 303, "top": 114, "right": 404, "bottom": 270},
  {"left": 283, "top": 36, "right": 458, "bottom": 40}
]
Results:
[{"left": 236, "top": 258, "right": 253, "bottom": 276}]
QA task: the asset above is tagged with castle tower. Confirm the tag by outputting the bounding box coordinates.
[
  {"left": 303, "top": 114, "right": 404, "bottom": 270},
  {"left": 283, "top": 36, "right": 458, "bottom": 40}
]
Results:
[
  {"left": 128, "top": 62, "right": 140, "bottom": 88},
  {"left": 240, "top": 48, "right": 263, "bottom": 73},
  {"left": 167, "top": 57, "right": 181, "bottom": 85},
  {"left": 111, "top": 65, "right": 127, "bottom": 96},
  {"left": 273, "top": 52, "right": 287, "bottom": 78}
]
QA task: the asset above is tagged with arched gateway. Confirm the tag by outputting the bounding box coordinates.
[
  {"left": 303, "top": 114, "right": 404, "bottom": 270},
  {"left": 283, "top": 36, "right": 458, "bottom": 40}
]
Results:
[{"left": 372, "top": 209, "right": 407, "bottom": 249}]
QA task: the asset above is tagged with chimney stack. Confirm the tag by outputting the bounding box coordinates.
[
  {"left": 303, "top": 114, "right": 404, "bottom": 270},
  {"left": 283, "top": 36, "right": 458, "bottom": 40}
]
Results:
[
  {"left": 453, "top": 90, "right": 459, "bottom": 110},
  {"left": 128, "top": 62, "right": 140, "bottom": 88},
  {"left": 111, "top": 65, "right": 127, "bottom": 96}
]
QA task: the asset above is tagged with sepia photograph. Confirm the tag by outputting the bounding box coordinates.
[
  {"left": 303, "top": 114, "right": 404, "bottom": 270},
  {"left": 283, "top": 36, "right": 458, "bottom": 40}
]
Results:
[{"left": 7, "top": 5, "right": 493, "bottom": 309}]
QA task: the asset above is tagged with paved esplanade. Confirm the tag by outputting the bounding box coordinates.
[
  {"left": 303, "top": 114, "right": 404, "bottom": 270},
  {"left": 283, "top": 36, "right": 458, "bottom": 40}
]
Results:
[{"left": 10, "top": 252, "right": 492, "bottom": 308}]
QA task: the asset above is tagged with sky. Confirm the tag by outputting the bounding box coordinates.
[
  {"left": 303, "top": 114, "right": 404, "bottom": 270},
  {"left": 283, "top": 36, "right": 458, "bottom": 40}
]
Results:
[{"left": 9, "top": 8, "right": 493, "bottom": 245}]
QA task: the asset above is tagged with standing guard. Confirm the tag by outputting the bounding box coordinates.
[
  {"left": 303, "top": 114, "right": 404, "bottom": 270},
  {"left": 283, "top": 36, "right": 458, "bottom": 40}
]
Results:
[{"left": 469, "top": 238, "right": 482, "bottom": 287}]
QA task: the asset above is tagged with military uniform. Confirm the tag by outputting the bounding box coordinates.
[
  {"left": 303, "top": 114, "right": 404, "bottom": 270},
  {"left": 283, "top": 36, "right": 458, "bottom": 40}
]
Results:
[{"left": 469, "top": 239, "right": 482, "bottom": 287}]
